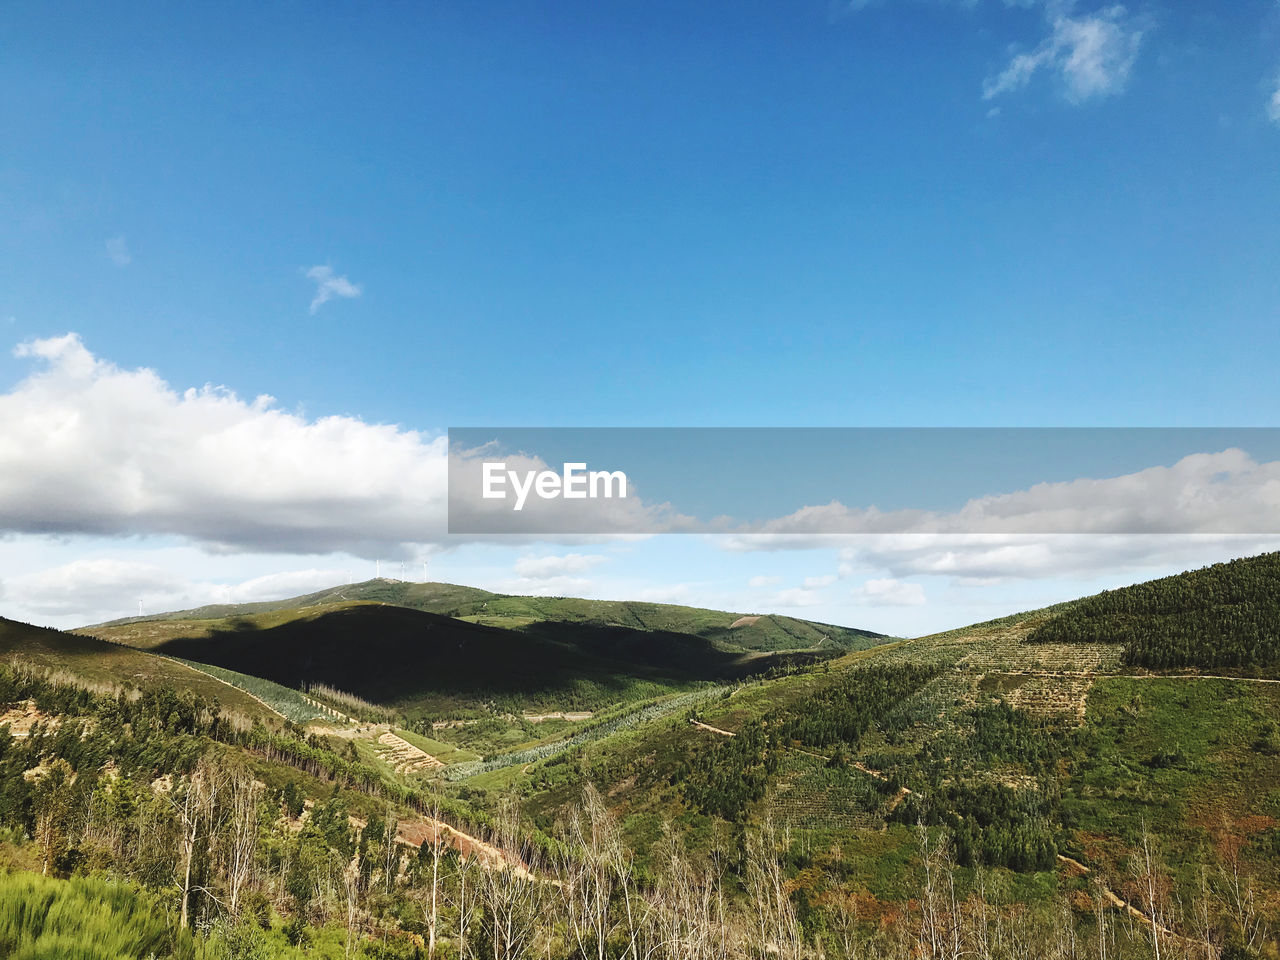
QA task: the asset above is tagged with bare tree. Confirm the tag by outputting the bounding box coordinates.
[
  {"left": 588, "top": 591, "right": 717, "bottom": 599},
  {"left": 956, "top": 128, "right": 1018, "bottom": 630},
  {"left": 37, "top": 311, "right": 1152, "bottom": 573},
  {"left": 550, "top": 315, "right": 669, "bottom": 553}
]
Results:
[
  {"left": 171, "top": 755, "right": 225, "bottom": 929},
  {"left": 915, "top": 823, "right": 961, "bottom": 960},
  {"left": 418, "top": 802, "right": 448, "bottom": 959},
  {"left": 449, "top": 850, "right": 479, "bottom": 960},
  {"left": 1215, "top": 833, "right": 1269, "bottom": 954},
  {"left": 1128, "top": 822, "right": 1174, "bottom": 960},
  {"left": 225, "top": 766, "right": 262, "bottom": 918},
  {"left": 479, "top": 801, "right": 544, "bottom": 960},
  {"left": 560, "top": 784, "right": 642, "bottom": 960},
  {"left": 1091, "top": 875, "right": 1113, "bottom": 960},
  {"left": 644, "top": 823, "right": 732, "bottom": 960},
  {"left": 745, "top": 818, "right": 804, "bottom": 960}
]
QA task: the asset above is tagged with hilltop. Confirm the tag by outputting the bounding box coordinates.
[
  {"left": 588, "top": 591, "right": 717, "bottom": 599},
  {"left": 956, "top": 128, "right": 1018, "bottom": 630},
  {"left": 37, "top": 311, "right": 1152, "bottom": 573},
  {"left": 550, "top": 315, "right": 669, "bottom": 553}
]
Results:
[
  {"left": 84, "top": 601, "right": 821, "bottom": 717},
  {"left": 85, "top": 578, "right": 889, "bottom": 654}
]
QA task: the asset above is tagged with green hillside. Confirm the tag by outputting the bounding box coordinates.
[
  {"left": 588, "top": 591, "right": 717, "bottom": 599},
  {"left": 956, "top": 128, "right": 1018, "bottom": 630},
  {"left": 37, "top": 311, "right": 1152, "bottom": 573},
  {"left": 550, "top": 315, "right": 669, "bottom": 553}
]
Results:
[
  {"left": 9, "top": 557, "right": 1280, "bottom": 958},
  {"left": 87, "top": 578, "right": 889, "bottom": 654},
  {"left": 1028, "top": 550, "right": 1280, "bottom": 670},
  {"left": 0, "top": 616, "right": 281, "bottom": 723},
  {"left": 498, "top": 554, "right": 1280, "bottom": 929},
  {"left": 107, "top": 602, "right": 821, "bottom": 717}
]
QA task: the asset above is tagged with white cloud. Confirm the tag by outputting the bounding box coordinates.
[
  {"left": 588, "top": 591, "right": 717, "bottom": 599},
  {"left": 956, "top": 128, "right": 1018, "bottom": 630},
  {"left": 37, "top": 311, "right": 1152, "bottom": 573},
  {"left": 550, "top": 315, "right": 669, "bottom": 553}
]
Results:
[
  {"left": 851, "top": 577, "right": 926, "bottom": 607},
  {"left": 984, "top": 4, "right": 1146, "bottom": 104},
  {"left": 513, "top": 553, "right": 608, "bottom": 579},
  {"left": 833, "top": 533, "right": 1280, "bottom": 585},
  {"left": 767, "top": 587, "right": 823, "bottom": 608},
  {"left": 1268, "top": 73, "right": 1280, "bottom": 125},
  {"left": 803, "top": 574, "right": 838, "bottom": 589},
  {"left": 748, "top": 575, "right": 782, "bottom": 588},
  {"left": 718, "top": 449, "right": 1280, "bottom": 544},
  {"left": 5, "top": 558, "right": 352, "bottom": 622},
  {"left": 498, "top": 574, "right": 596, "bottom": 597},
  {"left": 10, "top": 558, "right": 186, "bottom": 616},
  {"left": 105, "top": 235, "right": 131, "bottom": 267},
  {"left": 305, "top": 265, "right": 362, "bottom": 314},
  {"left": 0, "top": 333, "right": 448, "bottom": 557}
]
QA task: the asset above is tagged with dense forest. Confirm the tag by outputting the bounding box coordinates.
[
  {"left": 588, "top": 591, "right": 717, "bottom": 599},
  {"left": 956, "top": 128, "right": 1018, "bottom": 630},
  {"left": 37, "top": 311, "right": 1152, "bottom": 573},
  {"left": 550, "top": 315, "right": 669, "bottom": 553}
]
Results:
[{"left": 1027, "top": 552, "right": 1280, "bottom": 669}]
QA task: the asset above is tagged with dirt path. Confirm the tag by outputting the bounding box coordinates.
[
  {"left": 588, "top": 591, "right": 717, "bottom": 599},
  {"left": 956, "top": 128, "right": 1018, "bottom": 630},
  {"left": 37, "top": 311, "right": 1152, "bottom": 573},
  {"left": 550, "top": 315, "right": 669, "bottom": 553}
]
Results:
[
  {"left": 521, "top": 711, "right": 593, "bottom": 722},
  {"left": 1055, "top": 854, "right": 1194, "bottom": 945},
  {"left": 348, "top": 812, "right": 533, "bottom": 877},
  {"left": 1002, "top": 668, "right": 1280, "bottom": 686},
  {"left": 159, "top": 656, "right": 289, "bottom": 721},
  {"left": 375, "top": 731, "right": 443, "bottom": 774},
  {"left": 689, "top": 718, "right": 736, "bottom": 737}
]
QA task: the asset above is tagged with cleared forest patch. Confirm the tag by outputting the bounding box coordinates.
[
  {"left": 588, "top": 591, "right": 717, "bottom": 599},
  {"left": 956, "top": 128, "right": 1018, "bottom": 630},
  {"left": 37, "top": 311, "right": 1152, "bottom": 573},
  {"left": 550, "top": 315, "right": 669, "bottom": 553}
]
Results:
[{"left": 375, "top": 730, "right": 444, "bottom": 774}]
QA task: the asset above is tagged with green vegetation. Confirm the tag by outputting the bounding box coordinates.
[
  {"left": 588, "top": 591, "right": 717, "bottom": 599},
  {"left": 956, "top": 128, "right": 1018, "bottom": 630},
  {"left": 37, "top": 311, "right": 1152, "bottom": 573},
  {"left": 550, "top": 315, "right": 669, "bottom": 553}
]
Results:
[
  {"left": 0, "top": 872, "right": 200, "bottom": 960},
  {"left": 0, "top": 617, "right": 276, "bottom": 722},
  {"left": 1028, "top": 550, "right": 1280, "bottom": 670},
  {"left": 170, "top": 658, "right": 330, "bottom": 724},
  {"left": 87, "top": 577, "right": 890, "bottom": 655},
  {"left": 444, "top": 687, "right": 727, "bottom": 780},
  {"left": 9, "top": 558, "right": 1280, "bottom": 957},
  {"left": 93, "top": 602, "right": 824, "bottom": 719}
]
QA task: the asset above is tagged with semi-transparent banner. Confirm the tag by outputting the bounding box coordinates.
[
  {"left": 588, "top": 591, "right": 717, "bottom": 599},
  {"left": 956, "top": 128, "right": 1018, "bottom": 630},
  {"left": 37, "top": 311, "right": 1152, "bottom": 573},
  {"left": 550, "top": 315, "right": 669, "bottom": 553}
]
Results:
[{"left": 447, "top": 428, "right": 1280, "bottom": 535}]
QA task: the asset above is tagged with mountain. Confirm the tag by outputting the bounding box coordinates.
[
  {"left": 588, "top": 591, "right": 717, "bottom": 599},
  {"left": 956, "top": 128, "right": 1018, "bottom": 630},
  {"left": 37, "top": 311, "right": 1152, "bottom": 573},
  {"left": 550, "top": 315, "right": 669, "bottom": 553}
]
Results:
[
  {"left": 79, "top": 599, "right": 832, "bottom": 716},
  {"left": 85, "top": 578, "right": 889, "bottom": 654},
  {"left": 513, "top": 551, "right": 1280, "bottom": 910},
  {"left": 7, "top": 555, "right": 1280, "bottom": 957}
]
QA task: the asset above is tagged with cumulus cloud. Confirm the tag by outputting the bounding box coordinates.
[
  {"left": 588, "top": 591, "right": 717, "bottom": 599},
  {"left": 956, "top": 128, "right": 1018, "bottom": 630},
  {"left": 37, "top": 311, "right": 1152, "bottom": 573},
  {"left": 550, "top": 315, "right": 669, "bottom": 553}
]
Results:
[
  {"left": 803, "top": 574, "right": 838, "bottom": 589},
  {"left": 10, "top": 558, "right": 187, "bottom": 616},
  {"left": 718, "top": 449, "right": 1280, "bottom": 544},
  {"left": 748, "top": 575, "right": 782, "bottom": 588},
  {"left": 984, "top": 3, "right": 1146, "bottom": 104},
  {"left": 851, "top": 577, "right": 926, "bottom": 607},
  {"left": 513, "top": 553, "right": 608, "bottom": 579},
  {"left": 305, "top": 265, "right": 362, "bottom": 313},
  {"left": 497, "top": 574, "right": 596, "bottom": 597},
  {"left": 105, "top": 235, "right": 131, "bottom": 267},
  {"left": 0, "top": 334, "right": 448, "bottom": 557},
  {"left": 766, "top": 587, "right": 823, "bottom": 608},
  {"left": 832, "top": 533, "right": 1280, "bottom": 585},
  {"left": 6, "top": 559, "right": 351, "bottom": 622}
]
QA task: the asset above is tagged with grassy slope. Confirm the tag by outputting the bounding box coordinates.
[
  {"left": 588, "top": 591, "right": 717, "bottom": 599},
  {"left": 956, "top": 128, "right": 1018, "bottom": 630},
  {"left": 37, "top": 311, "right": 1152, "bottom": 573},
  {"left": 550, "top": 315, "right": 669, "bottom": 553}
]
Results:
[
  {"left": 85, "top": 602, "right": 815, "bottom": 717},
  {"left": 84, "top": 578, "right": 890, "bottom": 654},
  {"left": 0, "top": 617, "right": 279, "bottom": 723},
  {"left": 506, "top": 556, "right": 1280, "bottom": 904}
]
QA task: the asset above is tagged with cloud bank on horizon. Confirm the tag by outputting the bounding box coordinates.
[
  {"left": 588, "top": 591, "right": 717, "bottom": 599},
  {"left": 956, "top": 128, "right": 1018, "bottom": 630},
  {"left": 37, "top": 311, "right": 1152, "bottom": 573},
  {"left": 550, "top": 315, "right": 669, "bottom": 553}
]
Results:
[{"left": 1, "top": 333, "right": 1279, "bottom": 630}]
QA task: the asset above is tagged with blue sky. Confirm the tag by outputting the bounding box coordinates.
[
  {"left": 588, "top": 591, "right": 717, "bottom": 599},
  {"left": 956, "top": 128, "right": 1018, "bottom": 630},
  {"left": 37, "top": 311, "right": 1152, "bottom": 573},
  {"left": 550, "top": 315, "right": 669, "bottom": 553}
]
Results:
[{"left": 1, "top": 1, "right": 1279, "bottom": 631}]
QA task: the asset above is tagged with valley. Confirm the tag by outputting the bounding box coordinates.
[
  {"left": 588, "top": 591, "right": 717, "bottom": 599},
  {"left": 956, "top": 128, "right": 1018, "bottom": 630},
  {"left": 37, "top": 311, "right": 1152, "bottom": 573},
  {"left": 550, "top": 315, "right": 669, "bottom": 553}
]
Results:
[{"left": 2, "top": 555, "right": 1279, "bottom": 958}]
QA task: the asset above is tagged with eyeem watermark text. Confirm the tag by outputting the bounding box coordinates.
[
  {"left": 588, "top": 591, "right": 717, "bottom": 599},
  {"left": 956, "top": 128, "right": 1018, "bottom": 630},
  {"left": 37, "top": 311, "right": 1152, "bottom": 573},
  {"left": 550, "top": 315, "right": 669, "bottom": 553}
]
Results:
[{"left": 481, "top": 462, "right": 628, "bottom": 511}]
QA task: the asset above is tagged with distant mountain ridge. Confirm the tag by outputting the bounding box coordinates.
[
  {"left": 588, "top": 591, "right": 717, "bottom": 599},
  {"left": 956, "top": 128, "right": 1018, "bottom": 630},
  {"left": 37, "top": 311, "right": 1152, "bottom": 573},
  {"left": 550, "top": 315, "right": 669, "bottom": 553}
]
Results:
[{"left": 86, "top": 578, "right": 890, "bottom": 655}]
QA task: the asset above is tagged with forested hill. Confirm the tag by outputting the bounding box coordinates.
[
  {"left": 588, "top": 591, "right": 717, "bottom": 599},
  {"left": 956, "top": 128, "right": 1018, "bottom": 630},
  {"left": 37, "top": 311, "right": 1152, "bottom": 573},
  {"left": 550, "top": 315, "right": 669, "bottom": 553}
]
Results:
[
  {"left": 87, "top": 578, "right": 889, "bottom": 654},
  {"left": 1027, "top": 551, "right": 1280, "bottom": 670}
]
